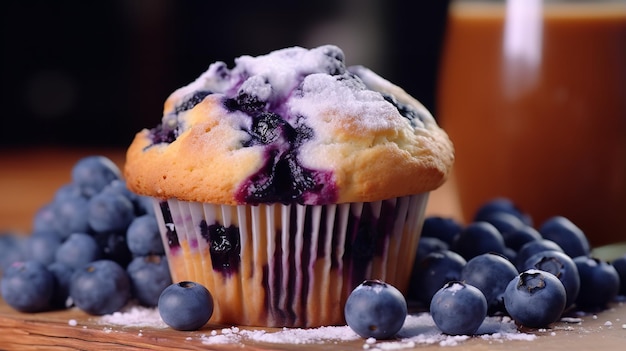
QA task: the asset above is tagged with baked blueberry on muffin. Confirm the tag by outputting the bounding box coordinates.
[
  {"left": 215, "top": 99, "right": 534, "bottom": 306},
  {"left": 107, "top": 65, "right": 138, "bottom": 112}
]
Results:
[{"left": 125, "top": 45, "right": 454, "bottom": 327}]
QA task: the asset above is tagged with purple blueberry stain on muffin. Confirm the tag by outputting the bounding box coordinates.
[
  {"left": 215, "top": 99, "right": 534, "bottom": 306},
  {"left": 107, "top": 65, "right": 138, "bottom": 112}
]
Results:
[
  {"left": 174, "top": 90, "right": 214, "bottom": 114},
  {"left": 148, "top": 90, "right": 215, "bottom": 146},
  {"left": 149, "top": 115, "right": 178, "bottom": 145},
  {"left": 231, "top": 108, "right": 337, "bottom": 204},
  {"left": 235, "top": 150, "right": 337, "bottom": 205},
  {"left": 345, "top": 199, "right": 399, "bottom": 287}
]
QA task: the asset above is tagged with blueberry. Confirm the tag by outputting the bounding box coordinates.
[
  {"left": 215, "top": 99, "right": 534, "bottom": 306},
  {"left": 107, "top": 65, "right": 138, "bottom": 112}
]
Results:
[
  {"left": 460, "top": 253, "right": 518, "bottom": 314},
  {"left": 239, "top": 150, "right": 319, "bottom": 204},
  {"left": 47, "top": 262, "right": 74, "bottom": 309},
  {"left": 381, "top": 93, "right": 422, "bottom": 127},
  {"left": 101, "top": 179, "right": 138, "bottom": 204},
  {"left": 430, "top": 281, "right": 487, "bottom": 335},
  {"left": 158, "top": 281, "right": 214, "bottom": 331},
  {"left": 504, "top": 269, "right": 567, "bottom": 328},
  {"left": 612, "top": 255, "right": 626, "bottom": 296},
  {"left": 473, "top": 197, "right": 533, "bottom": 226},
  {"left": 70, "top": 259, "right": 131, "bottom": 315},
  {"left": 515, "top": 239, "right": 564, "bottom": 271},
  {"left": 135, "top": 195, "right": 156, "bottom": 216},
  {"left": 408, "top": 249, "right": 466, "bottom": 306},
  {"left": 452, "top": 221, "right": 506, "bottom": 260},
  {"left": 480, "top": 211, "right": 526, "bottom": 237},
  {"left": 174, "top": 90, "right": 212, "bottom": 114},
  {"left": 420, "top": 216, "right": 463, "bottom": 246},
  {"left": 211, "top": 62, "right": 231, "bottom": 81},
  {"left": 126, "top": 215, "right": 164, "bottom": 256},
  {"left": 93, "top": 231, "right": 133, "bottom": 268},
  {"left": 199, "top": 221, "right": 241, "bottom": 275},
  {"left": 51, "top": 195, "right": 91, "bottom": 239},
  {"left": 502, "top": 225, "right": 542, "bottom": 252},
  {"left": 538, "top": 216, "right": 590, "bottom": 259},
  {"left": 127, "top": 255, "right": 172, "bottom": 307},
  {"left": 223, "top": 97, "right": 240, "bottom": 113},
  {"left": 32, "top": 203, "right": 61, "bottom": 236},
  {"left": 291, "top": 116, "right": 314, "bottom": 147},
  {"left": 236, "top": 111, "right": 335, "bottom": 205},
  {"left": 415, "top": 236, "right": 449, "bottom": 264},
  {"left": 0, "top": 233, "right": 27, "bottom": 272},
  {"left": 320, "top": 44, "right": 345, "bottom": 62},
  {"left": 25, "top": 230, "right": 62, "bottom": 266},
  {"left": 344, "top": 280, "right": 408, "bottom": 339},
  {"left": 53, "top": 182, "right": 83, "bottom": 203},
  {"left": 54, "top": 233, "right": 102, "bottom": 269},
  {"left": 71, "top": 156, "right": 121, "bottom": 198},
  {"left": 224, "top": 75, "right": 270, "bottom": 114},
  {"left": 102, "top": 180, "right": 152, "bottom": 216},
  {"left": 320, "top": 45, "right": 346, "bottom": 75},
  {"left": 236, "top": 90, "right": 268, "bottom": 114},
  {"left": 573, "top": 256, "right": 620, "bottom": 311},
  {"left": 502, "top": 247, "right": 518, "bottom": 263},
  {"left": 280, "top": 152, "right": 316, "bottom": 196},
  {"left": 1, "top": 260, "right": 54, "bottom": 312},
  {"left": 149, "top": 117, "right": 178, "bottom": 145},
  {"left": 523, "top": 251, "right": 580, "bottom": 309},
  {"left": 87, "top": 192, "right": 136, "bottom": 233},
  {"left": 246, "top": 112, "right": 294, "bottom": 146}
]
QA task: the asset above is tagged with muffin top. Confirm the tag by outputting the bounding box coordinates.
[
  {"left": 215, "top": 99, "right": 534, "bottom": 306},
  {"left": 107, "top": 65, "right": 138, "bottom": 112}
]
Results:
[{"left": 125, "top": 45, "right": 454, "bottom": 205}]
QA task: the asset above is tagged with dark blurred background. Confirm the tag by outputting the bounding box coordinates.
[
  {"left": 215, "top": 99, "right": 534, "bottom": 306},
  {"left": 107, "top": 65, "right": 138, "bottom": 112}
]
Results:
[{"left": 1, "top": 0, "right": 450, "bottom": 148}]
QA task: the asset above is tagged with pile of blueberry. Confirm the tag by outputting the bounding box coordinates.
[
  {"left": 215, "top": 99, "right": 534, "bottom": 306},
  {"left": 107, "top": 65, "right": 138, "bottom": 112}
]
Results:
[
  {"left": 345, "top": 197, "right": 626, "bottom": 339},
  {"left": 0, "top": 156, "right": 173, "bottom": 316}
]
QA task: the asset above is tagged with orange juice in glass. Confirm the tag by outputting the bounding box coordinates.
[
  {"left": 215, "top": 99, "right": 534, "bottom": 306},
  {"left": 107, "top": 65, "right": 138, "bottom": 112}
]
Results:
[{"left": 437, "top": 0, "right": 626, "bottom": 246}]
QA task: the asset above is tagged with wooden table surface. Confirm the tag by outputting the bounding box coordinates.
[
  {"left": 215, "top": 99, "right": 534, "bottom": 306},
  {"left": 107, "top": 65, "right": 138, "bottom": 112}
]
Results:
[{"left": 1, "top": 146, "right": 625, "bottom": 351}]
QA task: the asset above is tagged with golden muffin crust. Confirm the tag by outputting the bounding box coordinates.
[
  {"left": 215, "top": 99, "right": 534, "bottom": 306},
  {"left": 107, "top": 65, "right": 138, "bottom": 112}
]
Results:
[{"left": 124, "top": 45, "right": 454, "bottom": 205}]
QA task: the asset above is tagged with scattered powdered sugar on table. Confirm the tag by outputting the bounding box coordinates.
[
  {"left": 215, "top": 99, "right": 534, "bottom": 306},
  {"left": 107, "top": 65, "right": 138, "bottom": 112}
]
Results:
[
  {"left": 201, "top": 325, "right": 361, "bottom": 345},
  {"left": 200, "top": 313, "right": 536, "bottom": 349},
  {"left": 243, "top": 325, "right": 361, "bottom": 344},
  {"left": 380, "top": 313, "right": 535, "bottom": 349},
  {"left": 94, "top": 305, "right": 536, "bottom": 349},
  {"left": 560, "top": 317, "right": 583, "bottom": 323},
  {"left": 97, "top": 305, "right": 168, "bottom": 329}
]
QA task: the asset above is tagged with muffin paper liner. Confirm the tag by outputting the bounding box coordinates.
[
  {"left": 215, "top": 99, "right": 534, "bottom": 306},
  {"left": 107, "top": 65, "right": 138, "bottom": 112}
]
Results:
[{"left": 152, "top": 193, "right": 428, "bottom": 327}]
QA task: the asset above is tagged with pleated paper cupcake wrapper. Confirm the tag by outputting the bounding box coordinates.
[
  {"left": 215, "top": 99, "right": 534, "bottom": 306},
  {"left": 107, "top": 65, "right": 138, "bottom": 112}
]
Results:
[{"left": 152, "top": 193, "right": 428, "bottom": 328}]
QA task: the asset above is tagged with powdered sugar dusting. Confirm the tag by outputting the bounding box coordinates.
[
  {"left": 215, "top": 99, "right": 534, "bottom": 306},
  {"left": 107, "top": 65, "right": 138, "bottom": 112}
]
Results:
[
  {"left": 386, "top": 313, "right": 535, "bottom": 349},
  {"left": 289, "top": 73, "right": 406, "bottom": 134},
  {"left": 446, "top": 281, "right": 464, "bottom": 293},
  {"left": 243, "top": 325, "right": 361, "bottom": 344},
  {"left": 95, "top": 305, "right": 537, "bottom": 349},
  {"left": 167, "top": 45, "right": 431, "bottom": 135},
  {"left": 199, "top": 312, "right": 535, "bottom": 349},
  {"left": 201, "top": 325, "right": 360, "bottom": 345},
  {"left": 98, "top": 305, "right": 168, "bottom": 329}
]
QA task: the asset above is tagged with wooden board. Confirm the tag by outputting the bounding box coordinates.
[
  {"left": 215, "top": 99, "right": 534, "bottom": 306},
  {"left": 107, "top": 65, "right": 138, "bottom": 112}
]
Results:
[{"left": 1, "top": 298, "right": 625, "bottom": 351}]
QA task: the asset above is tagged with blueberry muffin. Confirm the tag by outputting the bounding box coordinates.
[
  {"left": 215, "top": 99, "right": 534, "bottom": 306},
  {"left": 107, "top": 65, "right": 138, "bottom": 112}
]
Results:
[{"left": 125, "top": 45, "right": 454, "bottom": 327}]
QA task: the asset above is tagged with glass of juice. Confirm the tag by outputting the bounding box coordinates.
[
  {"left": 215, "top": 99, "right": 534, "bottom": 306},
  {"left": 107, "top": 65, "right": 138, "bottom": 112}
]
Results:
[{"left": 437, "top": 0, "right": 626, "bottom": 246}]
